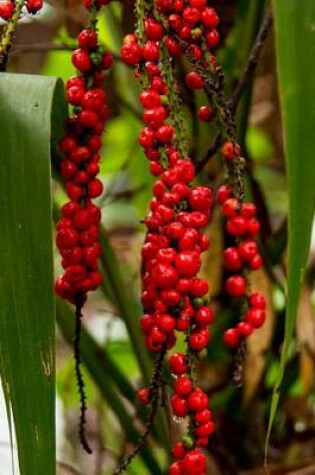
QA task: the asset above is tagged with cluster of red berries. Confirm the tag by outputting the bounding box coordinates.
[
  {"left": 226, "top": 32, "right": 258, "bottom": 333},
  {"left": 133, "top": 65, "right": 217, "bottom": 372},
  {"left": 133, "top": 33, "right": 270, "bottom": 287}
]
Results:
[
  {"left": 55, "top": 20, "right": 113, "bottom": 304},
  {"left": 0, "top": 0, "right": 43, "bottom": 20},
  {"left": 122, "top": 8, "right": 218, "bottom": 472},
  {"left": 218, "top": 143, "right": 266, "bottom": 348}
]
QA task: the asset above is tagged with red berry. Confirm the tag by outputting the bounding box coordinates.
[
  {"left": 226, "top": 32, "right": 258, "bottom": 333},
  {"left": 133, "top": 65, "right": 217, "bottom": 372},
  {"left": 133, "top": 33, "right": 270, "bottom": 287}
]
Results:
[
  {"left": 0, "top": 1, "right": 14, "bottom": 20},
  {"left": 169, "top": 353, "right": 188, "bottom": 375},
  {"left": 88, "top": 178, "right": 103, "bottom": 198},
  {"left": 223, "top": 328, "right": 240, "bottom": 348},
  {"left": 72, "top": 49, "right": 91, "bottom": 73},
  {"left": 172, "top": 442, "right": 186, "bottom": 459},
  {"left": 246, "top": 308, "right": 266, "bottom": 328},
  {"left": 121, "top": 42, "right": 142, "bottom": 65},
  {"left": 237, "top": 321, "right": 254, "bottom": 337},
  {"left": 26, "top": 0, "right": 43, "bottom": 14},
  {"left": 226, "top": 275, "right": 247, "bottom": 298},
  {"left": 187, "top": 388, "right": 208, "bottom": 411},
  {"left": 175, "top": 251, "right": 201, "bottom": 278},
  {"left": 201, "top": 7, "right": 219, "bottom": 29},
  {"left": 197, "top": 105, "right": 213, "bottom": 122},
  {"left": 171, "top": 395, "right": 188, "bottom": 417},
  {"left": 174, "top": 377, "right": 193, "bottom": 397},
  {"left": 183, "top": 449, "right": 206, "bottom": 474},
  {"left": 78, "top": 28, "right": 98, "bottom": 50},
  {"left": 153, "top": 263, "right": 178, "bottom": 289},
  {"left": 227, "top": 216, "right": 247, "bottom": 236},
  {"left": 221, "top": 141, "right": 240, "bottom": 160},
  {"left": 195, "top": 306, "right": 214, "bottom": 326},
  {"left": 195, "top": 409, "right": 212, "bottom": 424},
  {"left": 239, "top": 240, "right": 258, "bottom": 261},
  {"left": 144, "top": 18, "right": 164, "bottom": 40},
  {"left": 137, "top": 387, "right": 151, "bottom": 405},
  {"left": 247, "top": 254, "right": 262, "bottom": 270},
  {"left": 223, "top": 247, "right": 242, "bottom": 271},
  {"left": 216, "top": 184, "right": 232, "bottom": 205},
  {"left": 185, "top": 71, "right": 204, "bottom": 90},
  {"left": 249, "top": 292, "right": 266, "bottom": 309},
  {"left": 188, "top": 330, "right": 210, "bottom": 351}
]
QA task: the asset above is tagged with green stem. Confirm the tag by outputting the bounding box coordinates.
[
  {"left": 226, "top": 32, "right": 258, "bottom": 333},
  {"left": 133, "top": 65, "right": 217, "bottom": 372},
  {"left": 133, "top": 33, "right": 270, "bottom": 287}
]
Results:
[
  {"left": 0, "top": 0, "right": 25, "bottom": 71},
  {"left": 160, "top": 44, "right": 188, "bottom": 156}
]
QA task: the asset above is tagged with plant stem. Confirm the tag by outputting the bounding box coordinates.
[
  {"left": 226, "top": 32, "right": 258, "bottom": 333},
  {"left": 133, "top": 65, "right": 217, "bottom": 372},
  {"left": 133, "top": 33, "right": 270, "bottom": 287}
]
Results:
[{"left": 0, "top": 0, "right": 25, "bottom": 71}]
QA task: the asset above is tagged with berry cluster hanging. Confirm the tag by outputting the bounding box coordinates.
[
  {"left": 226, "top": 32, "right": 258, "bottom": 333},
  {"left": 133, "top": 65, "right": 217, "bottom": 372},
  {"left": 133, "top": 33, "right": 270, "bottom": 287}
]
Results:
[
  {"left": 54, "top": 0, "right": 112, "bottom": 453},
  {"left": 118, "top": 0, "right": 266, "bottom": 473}
]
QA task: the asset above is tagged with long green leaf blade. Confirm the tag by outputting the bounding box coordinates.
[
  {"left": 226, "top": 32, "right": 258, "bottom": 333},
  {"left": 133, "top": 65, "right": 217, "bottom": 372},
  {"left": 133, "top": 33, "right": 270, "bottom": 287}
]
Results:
[
  {"left": 0, "top": 73, "right": 65, "bottom": 475},
  {"left": 266, "top": 1, "right": 315, "bottom": 457}
]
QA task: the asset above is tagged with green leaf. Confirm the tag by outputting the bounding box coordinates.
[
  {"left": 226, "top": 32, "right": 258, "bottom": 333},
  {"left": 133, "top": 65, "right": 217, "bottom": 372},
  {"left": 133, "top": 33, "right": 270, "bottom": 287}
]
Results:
[
  {"left": 266, "top": 1, "right": 315, "bottom": 459},
  {"left": 0, "top": 73, "right": 66, "bottom": 475}
]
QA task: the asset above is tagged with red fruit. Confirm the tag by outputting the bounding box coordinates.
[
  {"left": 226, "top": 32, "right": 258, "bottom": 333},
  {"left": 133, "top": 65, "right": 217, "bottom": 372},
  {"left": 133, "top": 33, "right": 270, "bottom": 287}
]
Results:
[
  {"left": 195, "top": 421, "right": 215, "bottom": 437},
  {"left": 205, "top": 29, "right": 219, "bottom": 48},
  {"left": 174, "top": 377, "right": 193, "bottom": 397},
  {"left": 143, "top": 106, "right": 166, "bottom": 127},
  {"left": 237, "top": 321, "right": 254, "bottom": 337},
  {"left": 144, "top": 18, "right": 164, "bottom": 40},
  {"left": 78, "top": 28, "right": 98, "bottom": 50},
  {"left": 153, "top": 263, "right": 178, "bottom": 289},
  {"left": 172, "top": 442, "right": 186, "bottom": 459},
  {"left": 201, "top": 7, "right": 219, "bottom": 29},
  {"left": 185, "top": 71, "right": 204, "bottom": 90},
  {"left": 88, "top": 178, "right": 103, "bottom": 198},
  {"left": 247, "top": 254, "right": 262, "bottom": 270},
  {"left": 183, "top": 7, "right": 201, "bottom": 25},
  {"left": 72, "top": 209, "right": 92, "bottom": 230},
  {"left": 195, "top": 306, "right": 214, "bottom": 326},
  {"left": 169, "top": 461, "right": 183, "bottom": 475},
  {"left": 70, "top": 146, "right": 90, "bottom": 164},
  {"left": 56, "top": 228, "right": 79, "bottom": 249},
  {"left": 156, "top": 124, "right": 174, "bottom": 143},
  {"left": 66, "top": 86, "right": 85, "bottom": 106},
  {"left": 222, "top": 198, "right": 238, "bottom": 217},
  {"left": 143, "top": 41, "right": 160, "bottom": 62},
  {"left": 241, "top": 202, "right": 257, "bottom": 218},
  {"left": 82, "top": 88, "right": 106, "bottom": 111},
  {"left": 189, "top": 330, "right": 210, "bottom": 351},
  {"left": 65, "top": 182, "right": 83, "bottom": 201},
  {"left": 183, "top": 450, "right": 206, "bottom": 474},
  {"left": 246, "top": 308, "right": 266, "bottom": 328},
  {"left": 223, "top": 328, "right": 240, "bottom": 348},
  {"left": 164, "top": 37, "right": 182, "bottom": 57},
  {"left": 226, "top": 275, "right": 246, "bottom": 298},
  {"left": 89, "top": 271, "right": 103, "bottom": 289},
  {"left": 166, "top": 222, "right": 185, "bottom": 240},
  {"left": 190, "top": 279, "right": 209, "bottom": 298},
  {"left": 216, "top": 184, "right": 232, "bottom": 205},
  {"left": 59, "top": 160, "right": 77, "bottom": 180},
  {"left": 175, "top": 251, "right": 201, "bottom": 278},
  {"left": 171, "top": 395, "right": 188, "bottom": 417},
  {"left": 64, "top": 265, "right": 87, "bottom": 283},
  {"left": 61, "top": 201, "right": 80, "bottom": 217},
  {"left": 247, "top": 218, "right": 260, "bottom": 235},
  {"left": 249, "top": 292, "right": 266, "bottom": 309},
  {"left": 139, "top": 89, "right": 161, "bottom": 108},
  {"left": 137, "top": 387, "right": 151, "bottom": 405},
  {"left": 197, "top": 105, "right": 213, "bottom": 122},
  {"left": 227, "top": 216, "right": 247, "bottom": 236},
  {"left": 189, "top": 0, "right": 206, "bottom": 9},
  {"left": 239, "top": 240, "right": 258, "bottom": 261},
  {"left": 72, "top": 49, "right": 91, "bottom": 73},
  {"left": 223, "top": 247, "right": 242, "bottom": 271},
  {"left": 187, "top": 388, "right": 208, "bottom": 411},
  {"left": 140, "top": 314, "right": 154, "bottom": 334},
  {"left": 195, "top": 409, "right": 212, "bottom": 424},
  {"left": 121, "top": 42, "right": 142, "bottom": 65},
  {"left": 156, "top": 314, "right": 176, "bottom": 333},
  {"left": 188, "top": 186, "right": 212, "bottom": 212},
  {"left": 169, "top": 353, "right": 188, "bottom": 375},
  {"left": 0, "top": 1, "right": 14, "bottom": 20},
  {"left": 26, "top": 0, "right": 43, "bottom": 13},
  {"left": 221, "top": 141, "right": 240, "bottom": 160}
]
